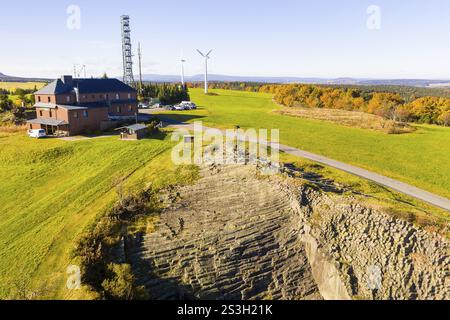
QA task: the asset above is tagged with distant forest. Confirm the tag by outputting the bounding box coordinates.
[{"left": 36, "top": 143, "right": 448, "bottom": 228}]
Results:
[{"left": 187, "top": 82, "right": 450, "bottom": 126}]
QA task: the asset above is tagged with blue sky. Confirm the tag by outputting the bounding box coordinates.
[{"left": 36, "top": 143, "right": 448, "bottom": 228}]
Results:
[{"left": 1, "top": 0, "right": 450, "bottom": 79}]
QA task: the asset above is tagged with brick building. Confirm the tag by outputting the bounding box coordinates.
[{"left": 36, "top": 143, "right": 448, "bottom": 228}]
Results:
[{"left": 27, "top": 75, "right": 138, "bottom": 136}]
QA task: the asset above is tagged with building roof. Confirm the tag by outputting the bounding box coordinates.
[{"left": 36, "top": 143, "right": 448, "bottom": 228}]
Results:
[
  {"left": 117, "top": 124, "right": 148, "bottom": 132},
  {"left": 34, "top": 102, "right": 88, "bottom": 110},
  {"left": 35, "top": 77, "right": 136, "bottom": 95},
  {"left": 27, "top": 118, "right": 68, "bottom": 126}
]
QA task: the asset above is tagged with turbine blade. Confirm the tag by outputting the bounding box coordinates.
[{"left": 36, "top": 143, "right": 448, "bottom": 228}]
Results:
[
  {"left": 196, "top": 49, "right": 205, "bottom": 57},
  {"left": 206, "top": 49, "right": 213, "bottom": 57}
]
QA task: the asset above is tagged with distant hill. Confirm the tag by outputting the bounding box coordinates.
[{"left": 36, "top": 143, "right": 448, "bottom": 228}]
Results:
[
  {"left": 140, "top": 74, "right": 450, "bottom": 87},
  {"left": 1, "top": 71, "right": 449, "bottom": 88},
  {"left": 0, "top": 72, "right": 49, "bottom": 82}
]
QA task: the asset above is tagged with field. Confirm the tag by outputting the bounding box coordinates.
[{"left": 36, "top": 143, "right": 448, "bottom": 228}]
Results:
[
  {"left": 275, "top": 107, "right": 414, "bottom": 134},
  {"left": 158, "top": 89, "right": 450, "bottom": 199},
  {"left": 0, "top": 81, "right": 46, "bottom": 91},
  {"left": 0, "top": 131, "right": 197, "bottom": 299}
]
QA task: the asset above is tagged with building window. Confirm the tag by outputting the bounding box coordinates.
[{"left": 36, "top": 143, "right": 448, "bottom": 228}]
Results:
[
  {"left": 82, "top": 95, "right": 86, "bottom": 100},
  {"left": 49, "top": 110, "right": 53, "bottom": 117},
  {"left": 38, "top": 96, "right": 41, "bottom": 102},
  {"left": 47, "top": 97, "right": 51, "bottom": 103},
  {"left": 116, "top": 93, "right": 120, "bottom": 100},
  {"left": 83, "top": 111, "right": 89, "bottom": 118},
  {"left": 73, "top": 112, "right": 78, "bottom": 118},
  {"left": 128, "top": 105, "right": 132, "bottom": 112},
  {"left": 127, "top": 93, "right": 131, "bottom": 99},
  {"left": 66, "top": 96, "right": 71, "bottom": 103},
  {"left": 39, "top": 110, "right": 43, "bottom": 117},
  {"left": 117, "top": 106, "right": 121, "bottom": 113}
]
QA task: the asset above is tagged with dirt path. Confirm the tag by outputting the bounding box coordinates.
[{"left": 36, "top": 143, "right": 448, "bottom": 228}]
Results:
[{"left": 128, "top": 165, "right": 322, "bottom": 300}]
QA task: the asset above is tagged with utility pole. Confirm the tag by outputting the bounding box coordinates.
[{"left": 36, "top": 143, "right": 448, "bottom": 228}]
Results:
[{"left": 138, "top": 42, "right": 143, "bottom": 95}]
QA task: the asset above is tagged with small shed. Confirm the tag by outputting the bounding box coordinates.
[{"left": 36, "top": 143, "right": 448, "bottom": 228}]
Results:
[{"left": 117, "top": 124, "right": 148, "bottom": 140}]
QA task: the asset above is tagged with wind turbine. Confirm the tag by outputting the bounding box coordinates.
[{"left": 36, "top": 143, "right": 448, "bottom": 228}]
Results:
[{"left": 197, "top": 49, "right": 213, "bottom": 94}]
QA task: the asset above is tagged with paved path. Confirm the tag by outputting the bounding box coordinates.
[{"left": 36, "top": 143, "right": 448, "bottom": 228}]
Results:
[{"left": 164, "top": 119, "right": 450, "bottom": 211}]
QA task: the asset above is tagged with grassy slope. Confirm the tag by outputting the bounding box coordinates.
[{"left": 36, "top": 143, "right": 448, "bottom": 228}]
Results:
[
  {"left": 0, "top": 82, "right": 46, "bottom": 91},
  {"left": 0, "top": 132, "right": 194, "bottom": 299},
  {"left": 159, "top": 89, "right": 450, "bottom": 199}
]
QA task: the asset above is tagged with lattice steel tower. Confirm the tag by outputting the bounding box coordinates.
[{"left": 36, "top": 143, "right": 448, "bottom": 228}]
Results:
[{"left": 121, "top": 15, "right": 135, "bottom": 85}]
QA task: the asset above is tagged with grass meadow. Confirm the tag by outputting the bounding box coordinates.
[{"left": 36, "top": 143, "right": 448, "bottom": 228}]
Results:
[
  {"left": 0, "top": 131, "right": 197, "bottom": 299},
  {"left": 159, "top": 89, "right": 450, "bottom": 200}
]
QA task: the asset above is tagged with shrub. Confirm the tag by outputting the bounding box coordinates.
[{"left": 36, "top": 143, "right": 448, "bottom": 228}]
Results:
[{"left": 101, "top": 264, "right": 148, "bottom": 300}]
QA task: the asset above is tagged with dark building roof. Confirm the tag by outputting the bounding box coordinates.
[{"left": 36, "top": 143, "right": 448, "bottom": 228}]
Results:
[{"left": 35, "top": 76, "right": 136, "bottom": 95}]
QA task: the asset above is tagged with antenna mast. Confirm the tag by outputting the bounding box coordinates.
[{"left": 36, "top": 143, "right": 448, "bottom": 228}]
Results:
[{"left": 121, "top": 15, "right": 135, "bottom": 85}]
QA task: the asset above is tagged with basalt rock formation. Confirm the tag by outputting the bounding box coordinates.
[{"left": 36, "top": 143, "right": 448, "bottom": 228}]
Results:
[{"left": 125, "top": 164, "right": 449, "bottom": 300}]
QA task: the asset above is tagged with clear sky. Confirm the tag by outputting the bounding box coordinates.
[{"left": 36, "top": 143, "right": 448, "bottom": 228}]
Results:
[{"left": 1, "top": 0, "right": 449, "bottom": 79}]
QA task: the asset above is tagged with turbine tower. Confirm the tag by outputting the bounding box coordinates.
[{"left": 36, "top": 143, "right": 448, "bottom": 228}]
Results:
[
  {"left": 121, "top": 15, "right": 134, "bottom": 85},
  {"left": 197, "top": 49, "right": 213, "bottom": 94},
  {"left": 180, "top": 57, "right": 186, "bottom": 86}
]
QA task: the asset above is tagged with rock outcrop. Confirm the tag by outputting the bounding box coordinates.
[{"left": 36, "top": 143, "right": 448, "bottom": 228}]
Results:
[
  {"left": 126, "top": 164, "right": 449, "bottom": 300},
  {"left": 296, "top": 186, "right": 449, "bottom": 300}
]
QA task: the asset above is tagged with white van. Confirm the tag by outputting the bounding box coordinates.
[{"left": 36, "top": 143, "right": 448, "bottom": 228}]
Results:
[{"left": 28, "top": 129, "right": 47, "bottom": 138}]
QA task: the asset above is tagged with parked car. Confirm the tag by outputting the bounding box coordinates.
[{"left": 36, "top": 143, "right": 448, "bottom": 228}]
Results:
[
  {"left": 180, "top": 101, "right": 197, "bottom": 110},
  {"left": 138, "top": 102, "right": 150, "bottom": 109},
  {"left": 176, "top": 101, "right": 197, "bottom": 110},
  {"left": 173, "top": 105, "right": 185, "bottom": 111},
  {"left": 28, "top": 129, "right": 46, "bottom": 138}
]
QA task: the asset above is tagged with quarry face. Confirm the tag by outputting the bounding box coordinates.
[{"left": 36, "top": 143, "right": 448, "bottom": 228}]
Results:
[{"left": 126, "top": 164, "right": 449, "bottom": 300}]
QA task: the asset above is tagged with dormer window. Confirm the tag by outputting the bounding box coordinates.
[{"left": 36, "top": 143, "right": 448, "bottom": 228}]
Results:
[
  {"left": 127, "top": 93, "right": 131, "bottom": 99},
  {"left": 116, "top": 94, "right": 120, "bottom": 100}
]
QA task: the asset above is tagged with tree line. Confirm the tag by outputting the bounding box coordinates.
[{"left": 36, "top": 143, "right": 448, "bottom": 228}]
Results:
[
  {"left": 260, "top": 84, "right": 450, "bottom": 126},
  {"left": 141, "top": 83, "right": 190, "bottom": 105}
]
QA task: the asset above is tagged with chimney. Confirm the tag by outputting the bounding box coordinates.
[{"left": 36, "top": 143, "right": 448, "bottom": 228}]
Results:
[{"left": 61, "top": 75, "right": 73, "bottom": 86}]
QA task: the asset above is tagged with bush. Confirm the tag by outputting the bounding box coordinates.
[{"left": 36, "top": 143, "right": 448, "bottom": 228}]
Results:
[
  {"left": 73, "top": 188, "right": 157, "bottom": 299},
  {"left": 102, "top": 264, "right": 148, "bottom": 300}
]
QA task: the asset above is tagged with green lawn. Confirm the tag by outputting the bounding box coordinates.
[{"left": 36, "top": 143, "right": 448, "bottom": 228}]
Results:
[
  {"left": 0, "top": 132, "right": 196, "bottom": 299},
  {"left": 159, "top": 89, "right": 450, "bottom": 199}
]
